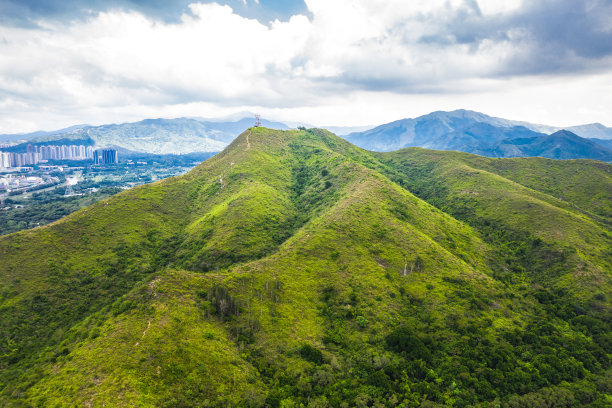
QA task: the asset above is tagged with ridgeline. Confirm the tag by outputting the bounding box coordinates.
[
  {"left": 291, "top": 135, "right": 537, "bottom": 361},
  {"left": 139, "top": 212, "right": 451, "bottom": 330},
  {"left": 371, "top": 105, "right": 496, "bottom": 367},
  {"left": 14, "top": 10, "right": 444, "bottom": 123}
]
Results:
[{"left": 1, "top": 128, "right": 611, "bottom": 407}]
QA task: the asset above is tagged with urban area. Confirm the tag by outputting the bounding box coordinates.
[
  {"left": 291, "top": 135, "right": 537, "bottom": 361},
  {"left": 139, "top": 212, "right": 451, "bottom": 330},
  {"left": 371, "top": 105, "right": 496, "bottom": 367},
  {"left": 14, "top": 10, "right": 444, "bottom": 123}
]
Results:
[{"left": 0, "top": 143, "right": 207, "bottom": 235}]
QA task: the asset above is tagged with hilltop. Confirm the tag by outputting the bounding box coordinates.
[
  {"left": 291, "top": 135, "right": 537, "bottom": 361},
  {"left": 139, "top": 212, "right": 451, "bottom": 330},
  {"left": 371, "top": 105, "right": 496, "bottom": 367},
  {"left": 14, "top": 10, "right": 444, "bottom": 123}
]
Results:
[{"left": 0, "top": 128, "right": 611, "bottom": 407}]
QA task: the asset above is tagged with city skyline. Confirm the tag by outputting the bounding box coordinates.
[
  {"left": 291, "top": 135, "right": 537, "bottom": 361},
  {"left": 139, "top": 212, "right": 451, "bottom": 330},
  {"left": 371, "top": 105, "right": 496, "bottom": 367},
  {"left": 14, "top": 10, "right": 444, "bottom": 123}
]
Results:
[{"left": 0, "top": 144, "right": 119, "bottom": 168}]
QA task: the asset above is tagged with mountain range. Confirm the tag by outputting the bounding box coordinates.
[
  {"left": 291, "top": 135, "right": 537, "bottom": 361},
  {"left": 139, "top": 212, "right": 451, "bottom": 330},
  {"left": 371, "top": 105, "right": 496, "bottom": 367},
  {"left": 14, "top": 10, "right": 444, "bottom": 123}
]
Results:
[
  {"left": 2, "top": 117, "right": 289, "bottom": 155},
  {"left": 0, "top": 124, "right": 89, "bottom": 144},
  {"left": 2, "top": 110, "right": 612, "bottom": 161},
  {"left": 346, "top": 110, "right": 612, "bottom": 161},
  {"left": 1, "top": 127, "right": 610, "bottom": 406}
]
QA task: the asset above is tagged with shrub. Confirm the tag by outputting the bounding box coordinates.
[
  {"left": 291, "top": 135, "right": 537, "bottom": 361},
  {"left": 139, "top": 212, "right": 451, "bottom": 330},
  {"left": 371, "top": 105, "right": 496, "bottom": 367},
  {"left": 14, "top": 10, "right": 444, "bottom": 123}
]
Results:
[
  {"left": 385, "top": 326, "right": 433, "bottom": 362},
  {"left": 299, "top": 344, "right": 324, "bottom": 365},
  {"left": 355, "top": 316, "right": 369, "bottom": 329}
]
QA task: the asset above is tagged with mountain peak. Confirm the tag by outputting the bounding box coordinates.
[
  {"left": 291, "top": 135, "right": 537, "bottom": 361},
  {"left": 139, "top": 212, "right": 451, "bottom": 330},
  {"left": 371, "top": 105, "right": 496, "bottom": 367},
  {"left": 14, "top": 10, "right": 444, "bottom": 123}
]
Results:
[
  {"left": 550, "top": 129, "right": 581, "bottom": 138},
  {"left": 210, "top": 127, "right": 319, "bottom": 160},
  {"left": 346, "top": 111, "right": 612, "bottom": 160}
]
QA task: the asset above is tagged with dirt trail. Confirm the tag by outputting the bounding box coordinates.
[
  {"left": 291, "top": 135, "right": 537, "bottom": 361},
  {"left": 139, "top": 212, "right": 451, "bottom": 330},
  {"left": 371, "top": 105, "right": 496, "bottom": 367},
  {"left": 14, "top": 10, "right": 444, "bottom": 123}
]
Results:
[
  {"left": 134, "top": 320, "right": 151, "bottom": 346},
  {"left": 246, "top": 130, "right": 251, "bottom": 149}
]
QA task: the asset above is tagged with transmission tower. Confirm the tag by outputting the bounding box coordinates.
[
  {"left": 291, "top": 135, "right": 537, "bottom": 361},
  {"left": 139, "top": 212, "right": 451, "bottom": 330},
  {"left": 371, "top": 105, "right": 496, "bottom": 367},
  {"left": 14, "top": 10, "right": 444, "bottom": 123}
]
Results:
[
  {"left": 64, "top": 184, "right": 74, "bottom": 196},
  {"left": 254, "top": 114, "right": 261, "bottom": 127}
]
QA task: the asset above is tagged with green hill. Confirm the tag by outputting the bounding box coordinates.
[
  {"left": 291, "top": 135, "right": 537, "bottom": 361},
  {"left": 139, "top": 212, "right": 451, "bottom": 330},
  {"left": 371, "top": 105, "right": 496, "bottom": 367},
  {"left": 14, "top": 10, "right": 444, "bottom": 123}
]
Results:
[{"left": 1, "top": 128, "right": 610, "bottom": 407}]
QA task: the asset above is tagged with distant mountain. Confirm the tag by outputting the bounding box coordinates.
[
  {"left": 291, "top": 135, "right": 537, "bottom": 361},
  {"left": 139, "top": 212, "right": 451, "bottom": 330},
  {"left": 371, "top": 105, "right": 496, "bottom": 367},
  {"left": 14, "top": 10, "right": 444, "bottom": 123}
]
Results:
[
  {"left": 346, "top": 110, "right": 612, "bottom": 161},
  {"left": 320, "top": 125, "right": 372, "bottom": 136},
  {"left": 5, "top": 111, "right": 611, "bottom": 157},
  {"left": 345, "top": 110, "right": 545, "bottom": 152},
  {"left": 20, "top": 117, "right": 289, "bottom": 154},
  {"left": 590, "top": 138, "right": 612, "bottom": 150},
  {"left": 0, "top": 124, "right": 89, "bottom": 143},
  {"left": 495, "top": 130, "right": 612, "bottom": 160},
  {"left": 188, "top": 117, "right": 290, "bottom": 141},
  {"left": 566, "top": 123, "right": 612, "bottom": 140}
]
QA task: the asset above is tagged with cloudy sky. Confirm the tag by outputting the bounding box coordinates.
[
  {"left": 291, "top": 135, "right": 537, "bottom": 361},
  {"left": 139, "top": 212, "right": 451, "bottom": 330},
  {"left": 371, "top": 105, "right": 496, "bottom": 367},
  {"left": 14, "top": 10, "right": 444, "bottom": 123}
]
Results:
[{"left": 1, "top": 0, "right": 611, "bottom": 133}]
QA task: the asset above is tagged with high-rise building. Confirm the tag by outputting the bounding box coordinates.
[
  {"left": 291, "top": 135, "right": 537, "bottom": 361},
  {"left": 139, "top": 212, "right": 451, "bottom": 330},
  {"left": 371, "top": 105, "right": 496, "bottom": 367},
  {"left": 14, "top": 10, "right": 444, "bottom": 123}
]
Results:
[
  {"left": 37, "top": 144, "right": 94, "bottom": 161},
  {"left": 103, "top": 149, "right": 118, "bottom": 164},
  {"left": 0, "top": 152, "right": 10, "bottom": 168},
  {"left": 0, "top": 152, "right": 34, "bottom": 167},
  {"left": 1, "top": 144, "right": 95, "bottom": 167},
  {"left": 94, "top": 149, "right": 118, "bottom": 165}
]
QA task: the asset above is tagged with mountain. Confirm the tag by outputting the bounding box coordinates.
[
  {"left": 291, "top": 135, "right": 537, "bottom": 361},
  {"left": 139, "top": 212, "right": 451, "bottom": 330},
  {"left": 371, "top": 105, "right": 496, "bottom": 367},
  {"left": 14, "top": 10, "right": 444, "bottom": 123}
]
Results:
[
  {"left": 314, "top": 125, "right": 375, "bottom": 136},
  {"left": 6, "top": 111, "right": 611, "bottom": 157},
  {"left": 19, "top": 117, "right": 290, "bottom": 155},
  {"left": 494, "top": 130, "right": 612, "bottom": 161},
  {"left": 345, "top": 110, "right": 547, "bottom": 152},
  {"left": 0, "top": 124, "right": 89, "bottom": 143},
  {"left": 188, "top": 117, "right": 290, "bottom": 140},
  {"left": 345, "top": 110, "right": 612, "bottom": 161},
  {"left": 590, "top": 138, "right": 612, "bottom": 150},
  {"left": 567, "top": 123, "right": 612, "bottom": 140},
  {"left": 1, "top": 128, "right": 610, "bottom": 407}
]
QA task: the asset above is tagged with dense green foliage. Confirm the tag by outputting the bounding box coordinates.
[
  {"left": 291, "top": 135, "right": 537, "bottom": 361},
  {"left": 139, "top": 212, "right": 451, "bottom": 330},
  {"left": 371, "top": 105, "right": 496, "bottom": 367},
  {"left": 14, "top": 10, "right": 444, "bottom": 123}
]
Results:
[
  {"left": 0, "top": 128, "right": 610, "bottom": 407},
  {"left": 0, "top": 187, "right": 121, "bottom": 235}
]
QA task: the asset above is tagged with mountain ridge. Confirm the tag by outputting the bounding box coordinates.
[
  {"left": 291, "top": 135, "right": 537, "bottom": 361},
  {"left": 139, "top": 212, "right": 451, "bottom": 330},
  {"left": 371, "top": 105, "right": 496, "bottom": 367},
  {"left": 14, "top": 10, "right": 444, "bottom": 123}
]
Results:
[
  {"left": 1, "top": 127, "right": 610, "bottom": 406},
  {"left": 3, "top": 117, "right": 290, "bottom": 154},
  {"left": 346, "top": 110, "right": 612, "bottom": 160},
  {"left": 4, "top": 110, "right": 612, "bottom": 159}
]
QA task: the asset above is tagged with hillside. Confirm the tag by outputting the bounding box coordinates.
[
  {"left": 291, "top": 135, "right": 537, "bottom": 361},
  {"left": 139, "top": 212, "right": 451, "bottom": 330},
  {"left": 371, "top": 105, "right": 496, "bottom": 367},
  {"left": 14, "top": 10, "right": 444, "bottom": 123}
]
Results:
[
  {"left": 1, "top": 128, "right": 611, "bottom": 407},
  {"left": 591, "top": 138, "right": 612, "bottom": 151},
  {"left": 345, "top": 110, "right": 612, "bottom": 161}
]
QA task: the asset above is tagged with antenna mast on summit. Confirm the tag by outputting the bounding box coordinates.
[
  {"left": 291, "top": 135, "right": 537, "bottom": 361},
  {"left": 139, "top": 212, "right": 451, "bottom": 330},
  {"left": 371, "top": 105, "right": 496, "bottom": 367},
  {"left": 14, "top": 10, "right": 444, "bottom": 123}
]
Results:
[{"left": 254, "top": 114, "right": 261, "bottom": 127}]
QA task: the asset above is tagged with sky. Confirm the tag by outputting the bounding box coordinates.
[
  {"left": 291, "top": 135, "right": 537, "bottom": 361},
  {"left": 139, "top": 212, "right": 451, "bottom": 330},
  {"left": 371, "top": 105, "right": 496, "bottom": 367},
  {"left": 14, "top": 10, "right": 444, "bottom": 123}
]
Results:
[{"left": 0, "top": 0, "right": 611, "bottom": 133}]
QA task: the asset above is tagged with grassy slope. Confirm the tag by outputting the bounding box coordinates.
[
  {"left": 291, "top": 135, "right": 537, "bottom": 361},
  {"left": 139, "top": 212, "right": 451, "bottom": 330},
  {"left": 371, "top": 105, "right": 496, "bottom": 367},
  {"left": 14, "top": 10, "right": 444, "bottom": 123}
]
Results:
[
  {"left": 1, "top": 129, "right": 611, "bottom": 407},
  {"left": 457, "top": 155, "right": 612, "bottom": 224},
  {"left": 0, "top": 176, "right": 194, "bottom": 403},
  {"left": 26, "top": 270, "right": 265, "bottom": 407},
  {"left": 378, "top": 149, "right": 612, "bottom": 293}
]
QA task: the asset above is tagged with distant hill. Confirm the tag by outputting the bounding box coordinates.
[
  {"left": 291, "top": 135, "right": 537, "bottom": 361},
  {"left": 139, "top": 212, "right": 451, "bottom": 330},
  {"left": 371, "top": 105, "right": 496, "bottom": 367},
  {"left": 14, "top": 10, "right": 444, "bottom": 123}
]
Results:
[
  {"left": 12, "top": 117, "right": 290, "bottom": 155},
  {"left": 1, "top": 128, "right": 610, "bottom": 406},
  {"left": 4, "top": 111, "right": 611, "bottom": 156},
  {"left": 345, "top": 110, "right": 547, "bottom": 152},
  {"left": 0, "top": 125, "right": 89, "bottom": 143},
  {"left": 590, "top": 138, "right": 612, "bottom": 150},
  {"left": 566, "top": 123, "right": 612, "bottom": 140},
  {"left": 494, "top": 130, "right": 612, "bottom": 161},
  {"left": 345, "top": 110, "right": 612, "bottom": 160}
]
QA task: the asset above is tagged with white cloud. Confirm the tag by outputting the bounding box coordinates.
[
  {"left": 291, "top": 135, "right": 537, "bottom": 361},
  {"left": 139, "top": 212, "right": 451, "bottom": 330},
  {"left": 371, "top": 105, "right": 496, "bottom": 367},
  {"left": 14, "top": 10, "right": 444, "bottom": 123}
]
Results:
[
  {"left": 477, "top": 0, "right": 524, "bottom": 16},
  {"left": 0, "top": 1, "right": 610, "bottom": 133}
]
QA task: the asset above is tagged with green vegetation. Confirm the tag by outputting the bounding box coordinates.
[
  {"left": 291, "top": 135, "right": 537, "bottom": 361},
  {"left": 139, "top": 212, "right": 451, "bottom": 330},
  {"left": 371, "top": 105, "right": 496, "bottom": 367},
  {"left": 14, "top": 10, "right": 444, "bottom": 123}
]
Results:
[
  {"left": 0, "top": 128, "right": 610, "bottom": 407},
  {"left": 0, "top": 187, "right": 121, "bottom": 235}
]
